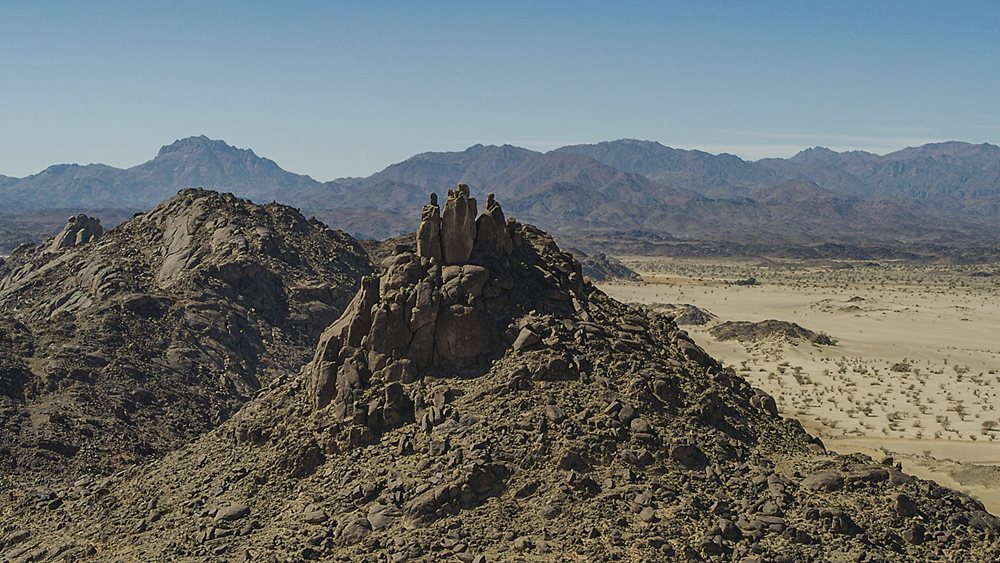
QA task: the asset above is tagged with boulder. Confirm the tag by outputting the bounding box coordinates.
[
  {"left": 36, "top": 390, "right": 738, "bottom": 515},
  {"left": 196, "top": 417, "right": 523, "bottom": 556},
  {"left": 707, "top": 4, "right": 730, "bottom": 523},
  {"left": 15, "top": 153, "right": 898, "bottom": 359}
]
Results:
[
  {"left": 801, "top": 470, "right": 845, "bottom": 492},
  {"left": 215, "top": 502, "right": 250, "bottom": 522},
  {"left": 50, "top": 214, "right": 103, "bottom": 251},
  {"left": 513, "top": 328, "right": 541, "bottom": 351}
]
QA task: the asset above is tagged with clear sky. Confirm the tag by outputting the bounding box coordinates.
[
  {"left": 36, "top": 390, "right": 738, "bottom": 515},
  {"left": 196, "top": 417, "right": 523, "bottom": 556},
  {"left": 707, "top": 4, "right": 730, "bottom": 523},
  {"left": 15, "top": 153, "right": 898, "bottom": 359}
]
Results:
[{"left": 1, "top": 1, "right": 998, "bottom": 180}]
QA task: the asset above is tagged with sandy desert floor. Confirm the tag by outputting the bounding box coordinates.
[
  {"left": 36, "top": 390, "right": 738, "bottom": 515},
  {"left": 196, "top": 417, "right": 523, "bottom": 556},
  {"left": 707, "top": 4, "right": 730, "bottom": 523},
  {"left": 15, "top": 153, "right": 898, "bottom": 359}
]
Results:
[{"left": 599, "top": 258, "right": 1000, "bottom": 515}]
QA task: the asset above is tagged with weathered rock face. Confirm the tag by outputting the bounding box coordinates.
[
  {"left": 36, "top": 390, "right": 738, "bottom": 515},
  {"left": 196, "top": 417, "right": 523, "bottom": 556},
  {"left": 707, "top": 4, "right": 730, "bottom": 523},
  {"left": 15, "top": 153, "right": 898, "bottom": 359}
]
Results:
[
  {"left": 309, "top": 186, "right": 586, "bottom": 440},
  {"left": 417, "top": 188, "right": 514, "bottom": 266},
  {"left": 439, "top": 184, "right": 478, "bottom": 265},
  {"left": 49, "top": 214, "right": 103, "bottom": 251},
  {"left": 415, "top": 193, "right": 443, "bottom": 263},
  {"left": 474, "top": 192, "right": 514, "bottom": 259}
]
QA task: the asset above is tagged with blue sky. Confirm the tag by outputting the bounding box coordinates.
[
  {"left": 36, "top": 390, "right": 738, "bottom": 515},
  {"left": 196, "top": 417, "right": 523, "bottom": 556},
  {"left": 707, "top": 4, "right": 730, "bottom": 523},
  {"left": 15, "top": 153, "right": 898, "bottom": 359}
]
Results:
[{"left": 1, "top": 1, "right": 998, "bottom": 179}]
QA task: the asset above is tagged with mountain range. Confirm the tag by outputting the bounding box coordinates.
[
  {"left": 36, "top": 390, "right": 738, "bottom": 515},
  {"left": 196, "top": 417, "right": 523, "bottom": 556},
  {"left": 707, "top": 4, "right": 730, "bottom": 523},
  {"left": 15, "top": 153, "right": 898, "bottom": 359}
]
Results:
[{"left": 2, "top": 136, "right": 999, "bottom": 258}]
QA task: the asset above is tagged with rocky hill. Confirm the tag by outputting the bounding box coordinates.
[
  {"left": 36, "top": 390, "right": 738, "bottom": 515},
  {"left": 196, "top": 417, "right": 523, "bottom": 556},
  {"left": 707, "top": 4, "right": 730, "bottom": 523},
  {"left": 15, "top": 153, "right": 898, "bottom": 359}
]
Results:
[
  {"left": 1, "top": 186, "right": 996, "bottom": 561},
  {"left": 710, "top": 320, "right": 836, "bottom": 347},
  {"left": 0, "top": 209, "right": 141, "bottom": 256},
  {"left": 0, "top": 189, "right": 372, "bottom": 479}
]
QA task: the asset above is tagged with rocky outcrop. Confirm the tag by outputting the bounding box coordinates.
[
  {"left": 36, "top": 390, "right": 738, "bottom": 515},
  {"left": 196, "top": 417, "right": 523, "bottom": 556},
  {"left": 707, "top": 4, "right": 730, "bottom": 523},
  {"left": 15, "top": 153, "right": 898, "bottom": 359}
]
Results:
[
  {"left": 640, "top": 303, "right": 717, "bottom": 326},
  {"left": 474, "top": 192, "right": 514, "bottom": 258},
  {"left": 416, "top": 187, "right": 513, "bottom": 266},
  {"left": 577, "top": 251, "right": 640, "bottom": 282},
  {"left": 49, "top": 214, "right": 103, "bottom": 251},
  {"left": 309, "top": 186, "right": 586, "bottom": 444}
]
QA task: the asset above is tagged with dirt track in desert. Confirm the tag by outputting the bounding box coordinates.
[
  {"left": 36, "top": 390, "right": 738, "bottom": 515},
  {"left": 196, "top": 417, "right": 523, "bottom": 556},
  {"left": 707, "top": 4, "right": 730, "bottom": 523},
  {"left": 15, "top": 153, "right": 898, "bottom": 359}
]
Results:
[{"left": 600, "top": 257, "right": 1000, "bottom": 515}]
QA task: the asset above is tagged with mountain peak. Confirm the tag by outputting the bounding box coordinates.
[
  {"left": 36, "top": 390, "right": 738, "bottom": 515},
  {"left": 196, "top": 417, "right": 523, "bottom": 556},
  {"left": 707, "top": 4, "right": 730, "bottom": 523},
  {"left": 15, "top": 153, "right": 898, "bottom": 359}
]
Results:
[
  {"left": 156, "top": 136, "right": 252, "bottom": 158},
  {"left": 790, "top": 146, "right": 838, "bottom": 160},
  {"left": 612, "top": 138, "right": 666, "bottom": 147},
  {"left": 560, "top": 138, "right": 667, "bottom": 151}
]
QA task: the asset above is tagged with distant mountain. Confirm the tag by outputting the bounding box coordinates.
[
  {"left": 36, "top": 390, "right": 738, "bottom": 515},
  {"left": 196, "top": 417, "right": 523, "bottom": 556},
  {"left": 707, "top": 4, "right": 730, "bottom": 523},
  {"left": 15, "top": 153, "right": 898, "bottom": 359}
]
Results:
[
  {"left": 2, "top": 136, "right": 1000, "bottom": 258},
  {"left": 132, "top": 136, "right": 324, "bottom": 201},
  {"left": 760, "top": 141, "right": 1000, "bottom": 200},
  {"left": 0, "top": 163, "right": 125, "bottom": 211},
  {"left": 316, "top": 147, "right": 683, "bottom": 238},
  {"left": 482, "top": 152, "right": 689, "bottom": 232},
  {"left": 302, "top": 143, "right": 542, "bottom": 239},
  {"left": 748, "top": 179, "right": 847, "bottom": 204},
  {"left": 339, "top": 143, "right": 538, "bottom": 192},
  {"left": 0, "top": 136, "right": 326, "bottom": 212},
  {"left": 494, "top": 152, "right": 671, "bottom": 203},
  {"left": 555, "top": 139, "right": 783, "bottom": 198}
]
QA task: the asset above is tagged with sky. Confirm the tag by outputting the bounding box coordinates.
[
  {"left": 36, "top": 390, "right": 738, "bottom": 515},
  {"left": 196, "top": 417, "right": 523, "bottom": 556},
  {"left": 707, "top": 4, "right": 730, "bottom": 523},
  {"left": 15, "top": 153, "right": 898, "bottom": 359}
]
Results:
[{"left": 1, "top": 1, "right": 998, "bottom": 180}]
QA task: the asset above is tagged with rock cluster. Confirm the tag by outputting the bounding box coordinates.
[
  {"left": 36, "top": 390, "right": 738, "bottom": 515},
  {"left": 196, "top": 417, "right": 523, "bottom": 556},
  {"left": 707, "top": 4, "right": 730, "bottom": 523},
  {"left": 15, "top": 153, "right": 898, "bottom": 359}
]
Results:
[
  {"left": 416, "top": 185, "right": 513, "bottom": 265},
  {"left": 49, "top": 214, "right": 103, "bottom": 251},
  {"left": 309, "top": 185, "right": 584, "bottom": 447}
]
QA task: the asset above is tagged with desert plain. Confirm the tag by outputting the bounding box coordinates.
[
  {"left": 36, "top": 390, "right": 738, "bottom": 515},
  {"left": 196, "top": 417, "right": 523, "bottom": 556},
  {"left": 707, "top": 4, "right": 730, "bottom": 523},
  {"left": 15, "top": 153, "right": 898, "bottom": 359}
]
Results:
[{"left": 599, "top": 257, "right": 1000, "bottom": 515}]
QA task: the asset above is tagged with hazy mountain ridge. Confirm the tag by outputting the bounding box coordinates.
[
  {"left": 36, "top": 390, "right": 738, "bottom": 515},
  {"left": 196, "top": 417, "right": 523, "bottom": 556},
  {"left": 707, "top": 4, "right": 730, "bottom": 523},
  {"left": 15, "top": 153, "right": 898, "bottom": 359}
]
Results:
[
  {"left": 555, "top": 138, "right": 785, "bottom": 198},
  {"left": 760, "top": 141, "right": 1000, "bottom": 200},
  {"left": 337, "top": 143, "right": 539, "bottom": 192},
  {"left": 2, "top": 136, "right": 999, "bottom": 257}
]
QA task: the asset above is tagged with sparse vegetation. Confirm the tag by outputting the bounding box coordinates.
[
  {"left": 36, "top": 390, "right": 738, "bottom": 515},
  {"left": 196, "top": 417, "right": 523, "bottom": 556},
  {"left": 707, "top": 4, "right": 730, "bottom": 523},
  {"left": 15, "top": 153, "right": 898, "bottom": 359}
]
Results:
[{"left": 602, "top": 256, "right": 1000, "bottom": 514}]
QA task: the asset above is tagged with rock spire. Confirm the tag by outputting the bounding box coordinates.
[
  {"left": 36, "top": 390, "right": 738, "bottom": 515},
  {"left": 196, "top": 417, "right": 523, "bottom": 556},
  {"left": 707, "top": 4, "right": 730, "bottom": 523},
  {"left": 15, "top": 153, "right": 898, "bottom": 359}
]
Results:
[
  {"left": 416, "top": 184, "right": 516, "bottom": 266},
  {"left": 309, "top": 185, "right": 586, "bottom": 446}
]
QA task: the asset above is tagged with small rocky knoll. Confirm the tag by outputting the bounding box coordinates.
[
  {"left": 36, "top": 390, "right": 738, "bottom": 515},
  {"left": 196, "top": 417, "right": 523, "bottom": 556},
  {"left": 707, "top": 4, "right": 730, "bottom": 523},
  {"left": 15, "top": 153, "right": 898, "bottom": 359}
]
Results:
[
  {"left": 636, "top": 303, "right": 718, "bottom": 326},
  {"left": 575, "top": 250, "right": 641, "bottom": 282},
  {"left": 0, "top": 187, "right": 997, "bottom": 562},
  {"left": 710, "top": 320, "right": 836, "bottom": 347},
  {"left": 0, "top": 189, "right": 372, "bottom": 479}
]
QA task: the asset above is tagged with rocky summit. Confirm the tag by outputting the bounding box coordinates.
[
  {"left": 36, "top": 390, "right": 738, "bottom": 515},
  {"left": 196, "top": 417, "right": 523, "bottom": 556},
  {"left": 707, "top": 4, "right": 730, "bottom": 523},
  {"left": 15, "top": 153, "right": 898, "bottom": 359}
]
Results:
[{"left": 0, "top": 187, "right": 998, "bottom": 562}]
